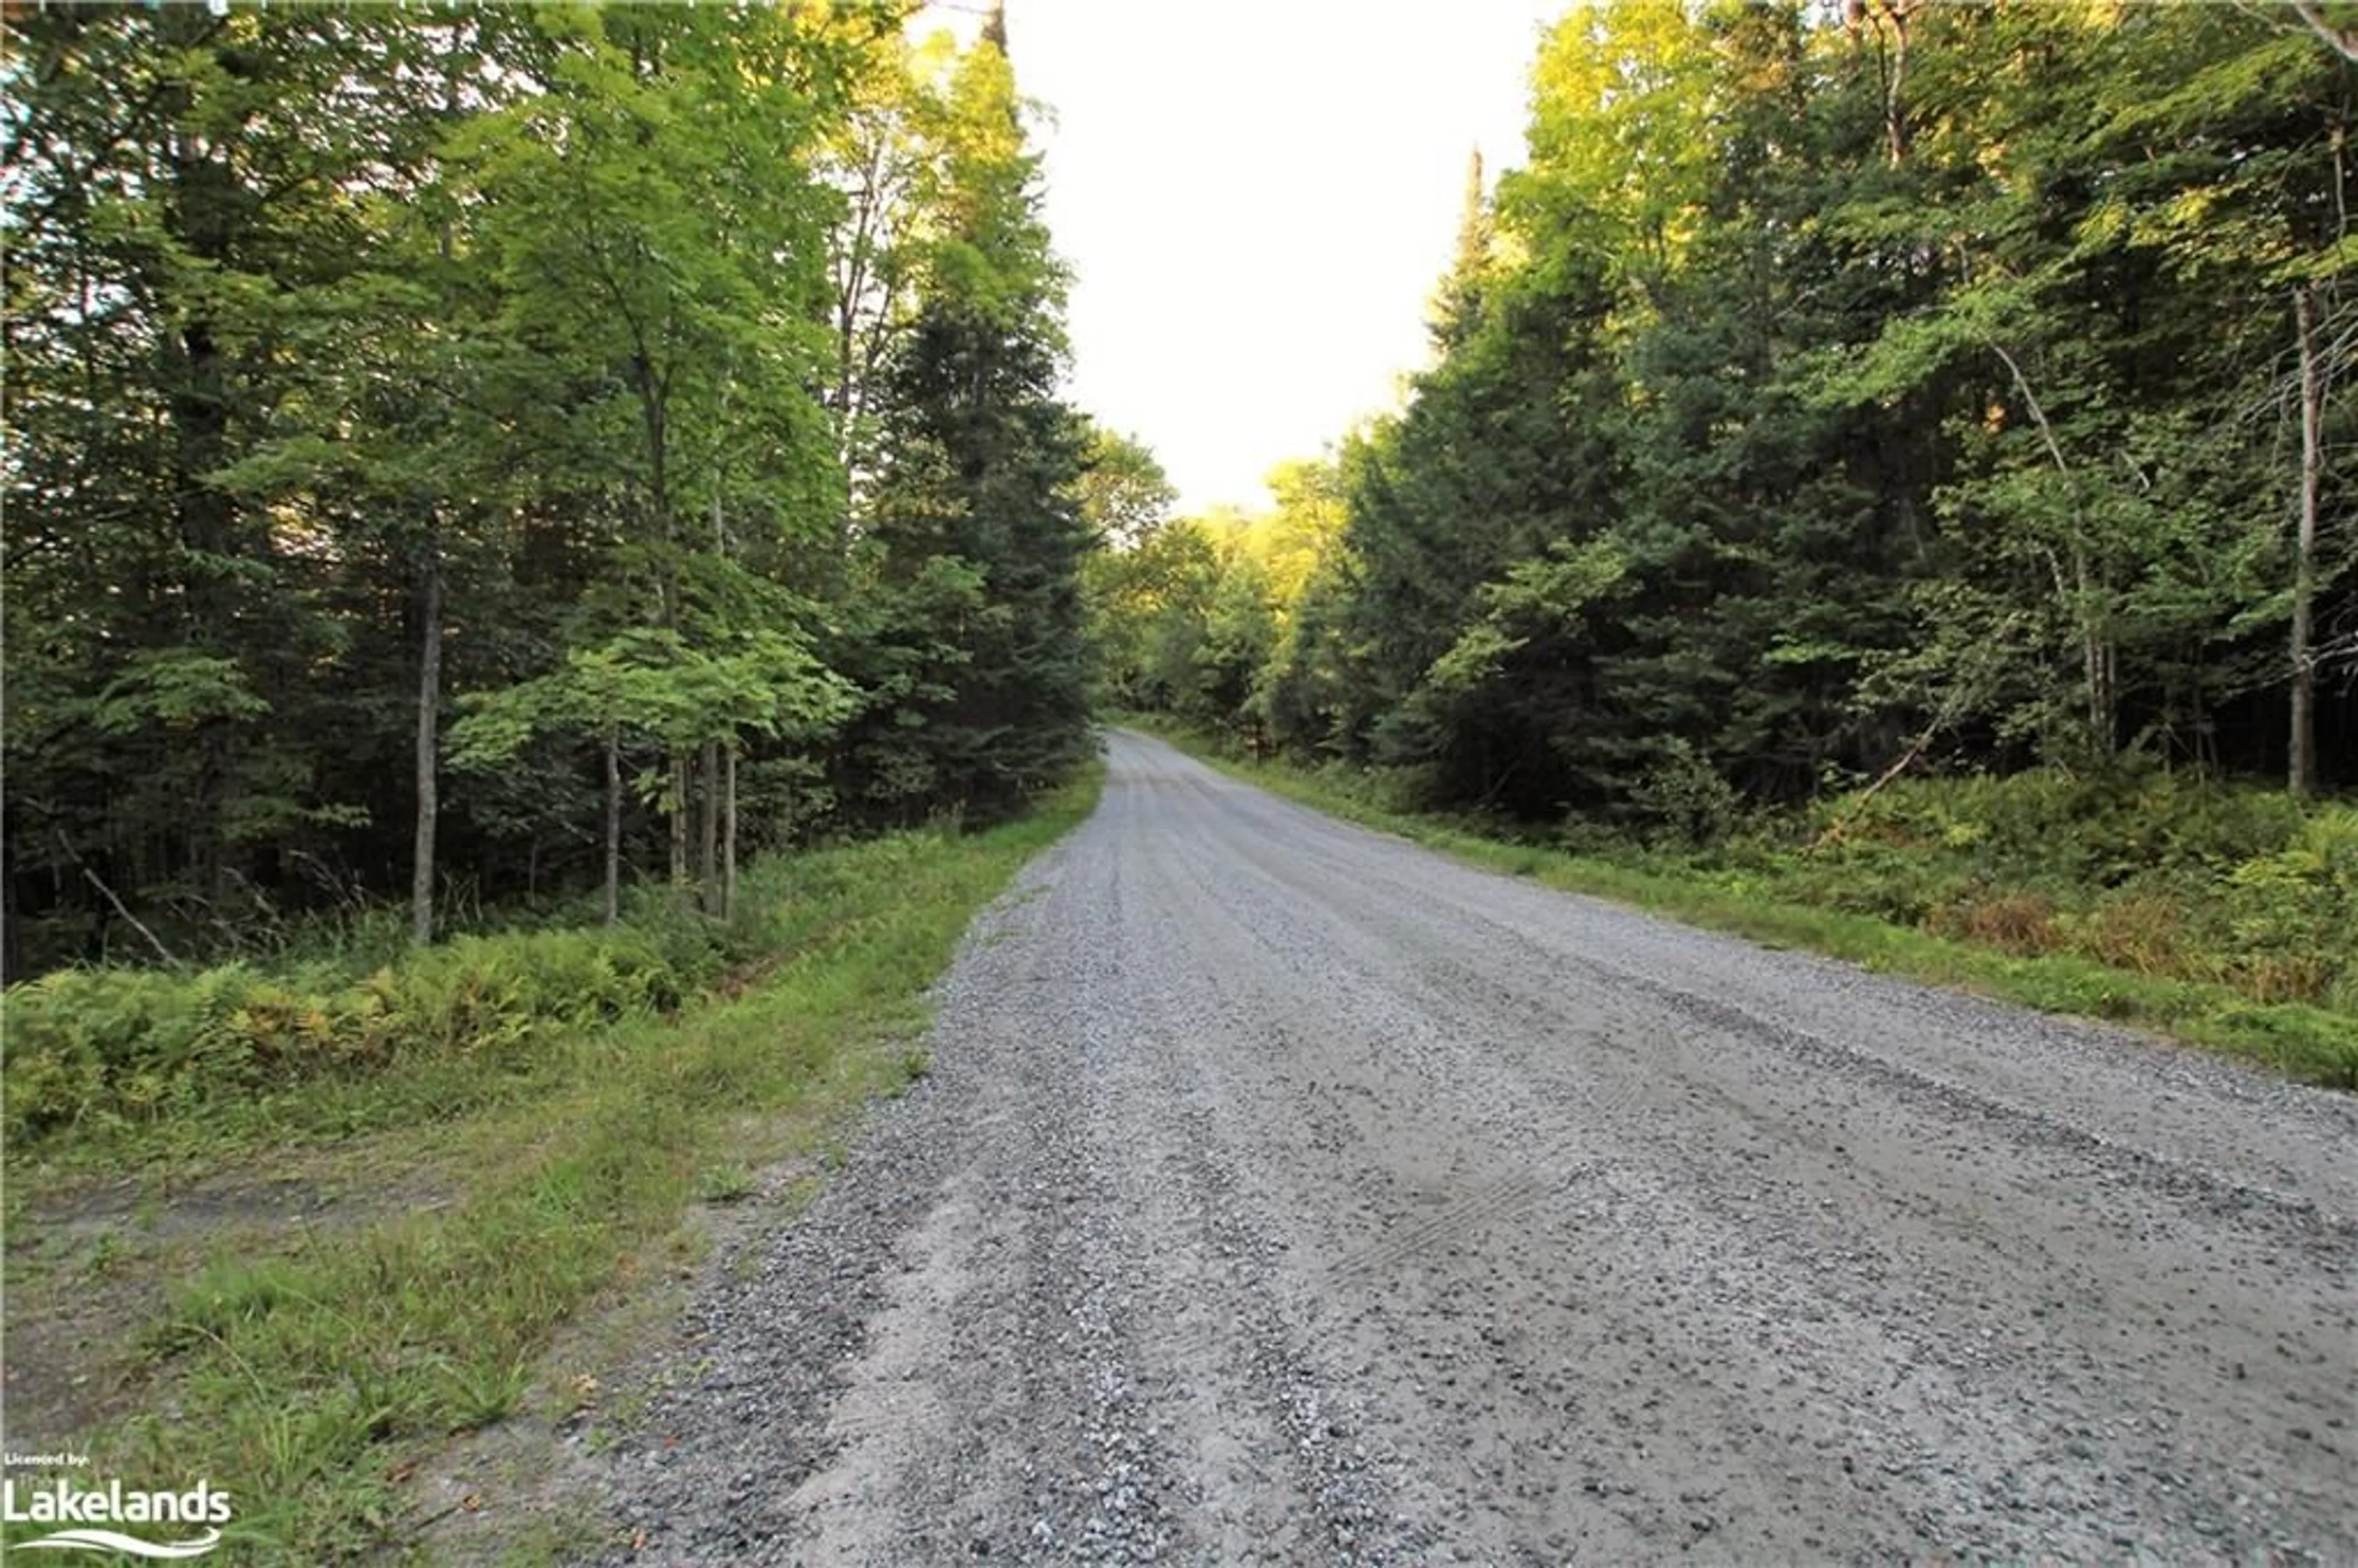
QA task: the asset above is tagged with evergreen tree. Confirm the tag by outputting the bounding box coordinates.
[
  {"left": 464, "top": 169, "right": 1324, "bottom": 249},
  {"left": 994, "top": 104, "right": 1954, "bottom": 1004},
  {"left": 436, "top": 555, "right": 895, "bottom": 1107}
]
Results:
[{"left": 838, "top": 20, "right": 1095, "bottom": 823}]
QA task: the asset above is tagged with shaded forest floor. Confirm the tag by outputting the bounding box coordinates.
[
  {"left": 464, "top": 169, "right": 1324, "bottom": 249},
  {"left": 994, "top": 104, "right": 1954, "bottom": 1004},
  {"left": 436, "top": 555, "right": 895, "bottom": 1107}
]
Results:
[
  {"left": 1126, "top": 719, "right": 2357, "bottom": 1090},
  {"left": 0, "top": 767, "right": 1102, "bottom": 1563}
]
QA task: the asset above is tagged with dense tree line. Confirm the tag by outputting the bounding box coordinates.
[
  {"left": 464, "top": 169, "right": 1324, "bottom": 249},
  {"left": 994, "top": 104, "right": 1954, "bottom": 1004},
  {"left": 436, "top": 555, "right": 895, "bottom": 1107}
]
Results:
[
  {"left": 1103, "top": 0, "right": 2356, "bottom": 829},
  {"left": 4, "top": 2, "right": 1097, "bottom": 974}
]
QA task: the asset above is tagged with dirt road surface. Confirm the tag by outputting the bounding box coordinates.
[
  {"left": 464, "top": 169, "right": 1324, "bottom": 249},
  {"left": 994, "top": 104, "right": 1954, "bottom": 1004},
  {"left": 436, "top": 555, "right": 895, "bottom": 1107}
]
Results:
[{"left": 595, "top": 730, "right": 2356, "bottom": 1565}]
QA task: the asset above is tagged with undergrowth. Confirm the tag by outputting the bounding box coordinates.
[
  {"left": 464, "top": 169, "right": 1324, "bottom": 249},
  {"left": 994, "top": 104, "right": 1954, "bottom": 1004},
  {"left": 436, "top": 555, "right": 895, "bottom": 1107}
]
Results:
[
  {"left": 1, "top": 832, "right": 998, "bottom": 1151},
  {"left": 1764, "top": 771, "right": 2357, "bottom": 1014}
]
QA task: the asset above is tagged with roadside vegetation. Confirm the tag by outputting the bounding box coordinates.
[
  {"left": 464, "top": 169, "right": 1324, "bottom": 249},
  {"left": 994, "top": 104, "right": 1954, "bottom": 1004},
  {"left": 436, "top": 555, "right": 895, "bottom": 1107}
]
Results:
[
  {"left": 1131, "top": 719, "right": 2357, "bottom": 1089},
  {"left": 0, "top": 767, "right": 1098, "bottom": 1562}
]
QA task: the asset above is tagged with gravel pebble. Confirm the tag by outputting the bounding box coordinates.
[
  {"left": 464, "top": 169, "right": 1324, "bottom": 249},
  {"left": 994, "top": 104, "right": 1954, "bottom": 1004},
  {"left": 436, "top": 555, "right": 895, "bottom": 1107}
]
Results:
[{"left": 588, "top": 731, "right": 2358, "bottom": 1565}]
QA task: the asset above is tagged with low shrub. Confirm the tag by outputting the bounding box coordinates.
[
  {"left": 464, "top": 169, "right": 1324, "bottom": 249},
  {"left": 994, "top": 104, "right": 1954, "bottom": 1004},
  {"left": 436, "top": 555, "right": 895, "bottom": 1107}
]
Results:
[
  {"left": 0, "top": 820, "right": 1031, "bottom": 1147},
  {"left": 1928, "top": 889, "right": 2059, "bottom": 957},
  {"left": 1, "top": 923, "right": 720, "bottom": 1144},
  {"left": 1753, "top": 771, "right": 2358, "bottom": 1012},
  {"left": 2061, "top": 891, "right": 2200, "bottom": 979}
]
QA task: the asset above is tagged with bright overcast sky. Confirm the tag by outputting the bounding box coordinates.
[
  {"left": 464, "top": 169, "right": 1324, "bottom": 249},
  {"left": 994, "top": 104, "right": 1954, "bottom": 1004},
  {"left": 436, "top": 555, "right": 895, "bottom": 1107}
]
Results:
[{"left": 924, "top": 1, "right": 1565, "bottom": 513}]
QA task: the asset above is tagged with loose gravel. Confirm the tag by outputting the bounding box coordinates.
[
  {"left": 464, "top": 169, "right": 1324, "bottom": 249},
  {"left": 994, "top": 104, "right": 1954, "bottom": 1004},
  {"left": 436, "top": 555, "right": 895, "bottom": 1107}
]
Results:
[{"left": 588, "top": 730, "right": 2357, "bottom": 1566}]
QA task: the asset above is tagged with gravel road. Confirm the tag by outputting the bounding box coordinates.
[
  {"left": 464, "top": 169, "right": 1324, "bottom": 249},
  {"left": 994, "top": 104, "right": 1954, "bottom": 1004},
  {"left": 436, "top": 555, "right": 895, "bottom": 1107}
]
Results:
[{"left": 597, "top": 729, "right": 2357, "bottom": 1566}]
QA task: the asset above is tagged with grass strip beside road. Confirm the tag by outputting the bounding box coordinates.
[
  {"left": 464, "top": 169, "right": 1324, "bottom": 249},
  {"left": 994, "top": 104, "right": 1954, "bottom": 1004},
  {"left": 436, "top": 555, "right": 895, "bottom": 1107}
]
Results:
[
  {"left": 0, "top": 766, "right": 1100, "bottom": 1564},
  {"left": 1124, "top": 721, "right": 2356, "bottom": 1090}
]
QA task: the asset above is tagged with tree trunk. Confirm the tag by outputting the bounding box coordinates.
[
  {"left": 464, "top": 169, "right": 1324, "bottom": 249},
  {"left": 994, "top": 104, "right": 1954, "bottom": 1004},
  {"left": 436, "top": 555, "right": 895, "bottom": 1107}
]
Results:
[
  {"left": 163, "top": 34, "right": 245, "bottom": 905},
  {"left": 701, "top": 490, "right": 729, "bottom": 911},
  {"left": 1856, "top": 0, "right": 1914, "bottom": 167},
  {"left": 1990, "top": 340, "right": 2115, "bottom": 758},
  {"left": 670, "top": 753, "right": 690, "bottom": 887},
  {"left": 722, "top": 747, "right": 739, "bottom": 923},
  {"left": 410, "top": 535, "right": 443, "bottom": 945},
  {"left": 699, "top": 738, "right": 720, "bottom": 909},
  {"left": 604, "top": 731, "right": 623, "bottom": 927},
  {"left": 2292, "top": 286, "right": 2323, "bottom": 799},
  {"left": 416, "top": 54, "right": 464, "bottom": 947},
  {"left": 2078, "top": 545, "right": 2117, "bottom": 761}
]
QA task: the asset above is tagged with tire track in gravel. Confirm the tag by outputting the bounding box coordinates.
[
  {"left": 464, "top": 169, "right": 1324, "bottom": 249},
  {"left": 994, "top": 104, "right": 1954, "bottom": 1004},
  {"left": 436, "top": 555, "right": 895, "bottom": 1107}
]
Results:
[{"left": 591, "top": 730, "right": 2357, "bottom": 1566}]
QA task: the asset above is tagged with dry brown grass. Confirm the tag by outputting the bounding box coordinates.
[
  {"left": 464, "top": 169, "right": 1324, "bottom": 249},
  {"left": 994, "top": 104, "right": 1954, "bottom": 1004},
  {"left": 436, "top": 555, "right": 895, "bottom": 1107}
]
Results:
[
  {"left": 1928, "top": 890, "right": 2057, "bottom": 957},
  {"left": 2066, "top": 892, "right": 2197, "bottom": 979}
]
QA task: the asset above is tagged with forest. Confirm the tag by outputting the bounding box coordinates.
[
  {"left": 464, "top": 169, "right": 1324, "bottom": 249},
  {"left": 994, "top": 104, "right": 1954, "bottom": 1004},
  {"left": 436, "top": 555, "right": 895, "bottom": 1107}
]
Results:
[
  {"left": 1096, "top": 0, "right": 2358, "bottom": 1034},
  {"left": 1105, "top": 0, "right": 2356, "bottom": 806},
  {"left": 4, "top": 0, "right": 1097, "bottom": 977},
  {"left": 6, "top": 1, "right": 2356, "bottom": 1020}
]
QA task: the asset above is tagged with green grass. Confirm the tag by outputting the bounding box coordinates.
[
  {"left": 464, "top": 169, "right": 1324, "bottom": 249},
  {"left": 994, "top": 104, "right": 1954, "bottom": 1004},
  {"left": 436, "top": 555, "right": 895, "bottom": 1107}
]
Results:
[
  {"left": 1124, "top": 719, "right": 2357, "bottom": 1089},
  {"left": 0, "top": 766, "right": 1100, "bottom": 1562}
]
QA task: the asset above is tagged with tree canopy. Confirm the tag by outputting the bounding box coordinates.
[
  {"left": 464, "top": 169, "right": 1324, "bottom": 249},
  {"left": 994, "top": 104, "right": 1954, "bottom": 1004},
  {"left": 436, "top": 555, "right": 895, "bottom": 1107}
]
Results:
[
  {"left": 4, "top": 2, "right": 1102, "bottom": 972},
  {"left": 1095, "top": 0, "right": 2357, "bottom": 826}
]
